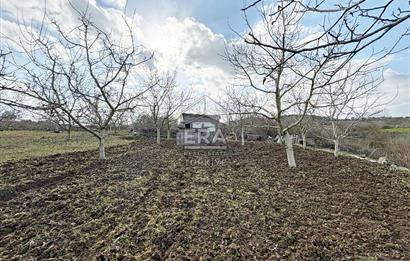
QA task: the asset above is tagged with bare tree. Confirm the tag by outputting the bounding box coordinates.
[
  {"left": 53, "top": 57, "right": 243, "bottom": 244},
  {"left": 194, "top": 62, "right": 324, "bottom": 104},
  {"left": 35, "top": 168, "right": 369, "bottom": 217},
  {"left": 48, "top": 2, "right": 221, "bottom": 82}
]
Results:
[
  {"left": 164, "top": 88, "right": 192, "bottom": 140},
  {"left": 28, "top": 88, "right": 81, "bottom": 140},
  {"left": 145, "top": 70, "right": 191, "bottom": 144},
  {"left": 41, "top": 106, "right": 76, "bottom": 139},
  {"left": 0, "top": 51, "right": 8, "bottom": 115},
  {"left": 110, "top": 109, "right": 131, "bottom": 134},
  {"left": 162, "top": 81, "right": 193, "bottom": 141},
  {"left": 226, "top": 1, "right": 355, "bottom": 167},
  {"left": 0, "top": 51, "right": 20, "bottom": 128},
  {"left": 0, "top": 109, "right": 19, "bottom": 122},
  {"left": 292, "top": 106, "right": 316, "bottom": 149},
  {"left": 227, "top": 0, "right": 405, "bottom": 168},
  {"left": 0, "top": 7, "right": 154, "bottom": 159},
  {"left": 0, "top": 50, "right": 8, "bottom": 80},
  {"left": 0, "top": 50, "right": 17, "bottom": 113},
  {"left": 224, "top": 86, "right": 257, "bottom": 145},
  {"left": 314, "top": 63, "right": 386, "bottom": 157},
  {"left": 145, "top": 70, "right": 175, "bottom": 144}
]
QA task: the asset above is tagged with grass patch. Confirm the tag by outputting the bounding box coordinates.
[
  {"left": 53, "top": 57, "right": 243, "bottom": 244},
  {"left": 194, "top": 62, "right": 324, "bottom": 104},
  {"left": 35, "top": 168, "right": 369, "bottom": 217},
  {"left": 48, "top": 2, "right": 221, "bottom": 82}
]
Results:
[
  {"left": 0, "top": 130, "right": 133, "bottom": 163},
  {"left": 382, "top": 127, "right": 410, "bottom": 133}
]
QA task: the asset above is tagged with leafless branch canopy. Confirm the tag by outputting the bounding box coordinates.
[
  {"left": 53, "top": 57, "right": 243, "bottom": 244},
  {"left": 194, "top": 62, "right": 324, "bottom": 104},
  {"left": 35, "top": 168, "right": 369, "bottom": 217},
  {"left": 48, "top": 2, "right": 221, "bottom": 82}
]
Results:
[
  {"left": 0, "top": 5, "right": 154, "bottom": 158},
  {"left": 242, "top": 0, "right": 409, "bottom": 59},
  {"left": 145, "top": 70, "right": 192, "bottom": 130}
]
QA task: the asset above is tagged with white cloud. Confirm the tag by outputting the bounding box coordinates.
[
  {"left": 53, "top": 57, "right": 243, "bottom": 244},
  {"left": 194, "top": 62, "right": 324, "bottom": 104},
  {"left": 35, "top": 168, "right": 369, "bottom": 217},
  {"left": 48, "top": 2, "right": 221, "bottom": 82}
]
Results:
[
  {"left": 141, "top": 16, "right": 233, "bottom": 106},
  {"left": 2, "top": 0, "right": 405, "bottom": 117},
  {"left": 0, "top": 0, "right": 143, "bottom": 46},
  {"left": 144, "top": 17, "right": 229, "bottom": 72},
  {"left": 99, "top": 0, "right": 127, "bottom": 10},
  {"left": 379, "top": 69, "right": 410, "bottom": 117},
  {"left": 0, "top": 0, "right": 234, "bottom": 116}
]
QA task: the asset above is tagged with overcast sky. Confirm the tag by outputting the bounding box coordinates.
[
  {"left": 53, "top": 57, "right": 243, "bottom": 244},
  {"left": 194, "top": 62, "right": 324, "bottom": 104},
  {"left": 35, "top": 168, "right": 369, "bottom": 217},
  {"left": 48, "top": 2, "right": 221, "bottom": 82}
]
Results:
[{"left": 1, "top": 0, "right": 409, "bottom": 116}]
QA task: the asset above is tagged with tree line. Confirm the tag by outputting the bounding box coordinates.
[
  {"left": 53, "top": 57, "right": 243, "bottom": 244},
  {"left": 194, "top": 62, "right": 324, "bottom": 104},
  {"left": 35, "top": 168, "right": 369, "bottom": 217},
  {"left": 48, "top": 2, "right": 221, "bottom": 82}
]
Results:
[
  {"left": 0, "top": 6, "right": 193, "bottom": 159},
  {"left": 223, "top": 0, "right": 409, "bottom": 167},
  {"left": 1, "top": 0, "right": 408, "bottom": 166}
]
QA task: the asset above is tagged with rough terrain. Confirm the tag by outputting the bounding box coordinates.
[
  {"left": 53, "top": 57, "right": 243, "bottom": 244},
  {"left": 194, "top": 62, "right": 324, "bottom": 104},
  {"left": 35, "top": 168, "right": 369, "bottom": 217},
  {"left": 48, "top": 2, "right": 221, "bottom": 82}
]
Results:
[{"left": 0, "top": 140, "right": 409, "bottom": 260}]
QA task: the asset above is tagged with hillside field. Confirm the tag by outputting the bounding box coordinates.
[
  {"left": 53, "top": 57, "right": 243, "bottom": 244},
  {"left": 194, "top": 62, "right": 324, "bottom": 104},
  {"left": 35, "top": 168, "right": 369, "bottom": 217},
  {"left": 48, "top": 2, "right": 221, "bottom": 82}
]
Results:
[
  {"left": 382, "top": 127, "right": 410, "bottom": 134},
  {"left": 0, "top": 140, "right": 409, "bottom": 260},
  {"left": 0, "top": 130, "right": 133, "bottom": 163}
]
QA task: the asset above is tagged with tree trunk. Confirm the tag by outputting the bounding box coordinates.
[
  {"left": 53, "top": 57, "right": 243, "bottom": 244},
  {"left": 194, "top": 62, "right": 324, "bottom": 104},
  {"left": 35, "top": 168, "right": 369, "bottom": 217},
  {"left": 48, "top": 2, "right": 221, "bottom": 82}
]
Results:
[
  {"left": 167, "top": 129, "right": 171, "bottom": 140},
  {"left": 98, "top": 131, "right": 106, "bottom": 160},
  {"left": 334, "top": 138, "right": 339, "bottom": 157},
  {"left": 166, "top": 118, "right": 171, "bottom": 140},
  {"left": 156, "top": 128, "right": 161, "bottom": 144},
  {"left": 302, "top": 133, "right": 306, "bottom": 149},
  {"left": 241, "top": 126, "right": 245, "bottom": 146},
  {"left": 67, "top": 125, "right": 72, "bottom": 141},
  {"left": 285, "top": 132, "right": 296, "bottom": 168}
]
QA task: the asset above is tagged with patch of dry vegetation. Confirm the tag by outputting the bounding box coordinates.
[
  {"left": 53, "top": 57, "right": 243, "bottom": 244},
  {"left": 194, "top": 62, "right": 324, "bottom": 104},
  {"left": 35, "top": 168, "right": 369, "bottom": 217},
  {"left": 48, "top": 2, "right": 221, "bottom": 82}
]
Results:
[{"left": 0, "top": 130, "right": 132, "bottom": 163}]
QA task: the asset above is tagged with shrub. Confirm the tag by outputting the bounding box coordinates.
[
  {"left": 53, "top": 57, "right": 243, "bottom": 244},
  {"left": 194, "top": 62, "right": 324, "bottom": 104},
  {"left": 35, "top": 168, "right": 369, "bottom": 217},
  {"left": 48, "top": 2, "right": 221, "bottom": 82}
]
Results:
[{"left": 386, "top": 136, "right": 410, "bottom": 168}]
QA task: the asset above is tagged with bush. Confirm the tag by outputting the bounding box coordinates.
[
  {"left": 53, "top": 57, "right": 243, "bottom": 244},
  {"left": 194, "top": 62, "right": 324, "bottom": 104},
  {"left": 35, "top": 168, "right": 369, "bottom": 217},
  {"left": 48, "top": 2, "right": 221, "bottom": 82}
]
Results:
[
  {"left": 386, "top": 136, "right": 410, "bottom": 168},
  {"left": 336, "top": 124, "right": 409, "bottom": 168}
]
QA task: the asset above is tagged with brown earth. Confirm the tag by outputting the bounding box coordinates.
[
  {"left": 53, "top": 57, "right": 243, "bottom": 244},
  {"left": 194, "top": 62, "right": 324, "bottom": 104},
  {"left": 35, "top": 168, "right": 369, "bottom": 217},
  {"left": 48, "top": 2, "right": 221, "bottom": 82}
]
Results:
[{"left": 0, "top": 140, "right": 409, "bottom": 260}]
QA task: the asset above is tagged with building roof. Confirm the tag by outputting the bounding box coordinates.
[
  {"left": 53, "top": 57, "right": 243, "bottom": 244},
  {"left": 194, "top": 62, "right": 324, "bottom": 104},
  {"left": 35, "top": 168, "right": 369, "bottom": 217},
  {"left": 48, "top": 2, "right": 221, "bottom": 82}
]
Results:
[{"left": 181, "top": 113, "right": 221, "bottom": 124}]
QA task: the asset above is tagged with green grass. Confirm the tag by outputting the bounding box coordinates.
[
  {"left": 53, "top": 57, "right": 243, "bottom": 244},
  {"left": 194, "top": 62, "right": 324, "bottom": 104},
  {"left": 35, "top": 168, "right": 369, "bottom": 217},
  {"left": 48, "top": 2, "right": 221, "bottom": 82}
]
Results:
[
  {"left": 382, "top": 127, "right": 410, "bottom": 133},
  {"left": 0, "top": 130, "right": 133, "bottom": 163}
]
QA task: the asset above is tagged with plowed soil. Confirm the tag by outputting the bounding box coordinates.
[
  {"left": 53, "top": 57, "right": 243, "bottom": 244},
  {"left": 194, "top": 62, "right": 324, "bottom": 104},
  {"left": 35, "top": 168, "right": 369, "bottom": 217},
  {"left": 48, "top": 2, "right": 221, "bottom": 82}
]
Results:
[{"left": 0, "top": 140, "right": 409, "bottom": 260}]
